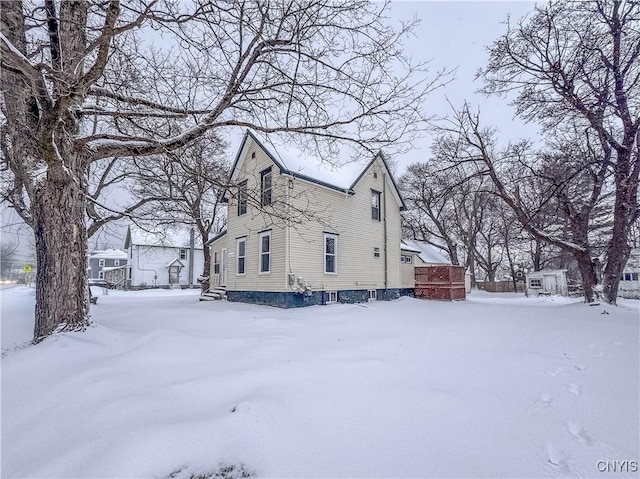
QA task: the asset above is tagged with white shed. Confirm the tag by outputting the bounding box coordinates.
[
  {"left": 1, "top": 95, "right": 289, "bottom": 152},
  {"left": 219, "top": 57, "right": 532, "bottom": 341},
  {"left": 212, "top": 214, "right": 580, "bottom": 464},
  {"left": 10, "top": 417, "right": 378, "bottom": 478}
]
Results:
[
  {"left": 525, "top": 269, "right": 569, "bottom": 297},
  {"left": 618, "top": 248, "right": 640, "bottom": 299}
]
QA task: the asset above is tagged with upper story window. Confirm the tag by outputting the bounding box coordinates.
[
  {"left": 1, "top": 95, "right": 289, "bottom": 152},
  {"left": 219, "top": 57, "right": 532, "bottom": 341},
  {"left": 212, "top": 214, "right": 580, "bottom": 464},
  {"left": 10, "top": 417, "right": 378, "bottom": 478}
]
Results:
[
  {"left": 238, "top": 180, "right": 248, "bottom": 216},
  {"left": 259, "top": 231, "right": 271, "bottom": 274},
  {"left": 98, "top": 259, "right": 105, "bottom": 267},
  {"left": 179, "top": 249, "right": 187, "bottom": 260},
  {"left": 401, "top": 255, "right": 412, "bottom": 264},
  {"left": 324, "top": 233, "right": 337, "bottom": 274},
  {"left": 261, "top": 167, "right": 272, "bottom": 206},
  {"left": 237, "top": 237, "right": 246, "bottom": 275},
  {"left": 114, "top": 259, "right": 120, "bottom": 266},
  {"left": 371, "top": 190, "right": 381, "bottom": 221}
]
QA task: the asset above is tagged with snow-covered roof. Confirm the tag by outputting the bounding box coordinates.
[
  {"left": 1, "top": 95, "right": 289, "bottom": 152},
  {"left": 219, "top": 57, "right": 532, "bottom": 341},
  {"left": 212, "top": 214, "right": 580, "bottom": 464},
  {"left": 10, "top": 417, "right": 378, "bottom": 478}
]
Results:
[
  {"left": 166, "top": 258, "right": 185, "bottom": 268},
  {"left": 526, "top": 269, "right": 568, "bottom": 277},
  {"left": 90, "top": 249, "right": 128, "bottom": 260},
  {"left": 250, "top": 132, "right": 371, "bottom": 191},
  {"left": 125, "top": 226, "right": 203, "bottom": 249},
  {"left": 102, "top": 265, "right": 128, "bottom": 272},
  {"left": 401, "top": 239, "right": 451, "bottom": 265}
]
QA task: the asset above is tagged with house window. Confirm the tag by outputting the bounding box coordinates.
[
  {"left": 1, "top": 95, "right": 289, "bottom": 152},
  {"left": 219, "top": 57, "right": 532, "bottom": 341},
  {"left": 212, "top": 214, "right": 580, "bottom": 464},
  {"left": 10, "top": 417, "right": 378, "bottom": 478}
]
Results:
[
  {"left": 374, "top": 247, "right": 380, "bottom": 258},
  {"left": 98, "top": 271, "right": 104, "bottom": 279},
  {"left": 324, "top": 233, "right": 337, "bottom": 274},
  {"left": 261, "top": 167, "right": 272, "bottom": 206},
  {"left": 114, "top": 259, "right": 120, "bottom": 266},
  {"left": 325, "top": 291, "right": 338, "bottom": 303},
  {"left": 214, "top": 252, "right": 220, "bottom": 275},
  {"left": 371, "top": 190, "right": 381, "bottom": 221},
  {"left": 368, "top": 290, "right": 377, "bottom": 301},
  {"left": 529, "top": 278, "right": 542, "bottom": 288},
  {"left": 259, "top": 231, "right": 271, "bottom": 273},
  {"left": 401, "top": 255, "right": 412, "bottom": 264},
  {"left": 237, "top": 238, "right": 246, "bottom": 275},
  {"left": 633, "top": 273, "right": 639, "bottom": 281},
  {"left": 624, "top": 272, "right": 632, "bottom": 281},
  {"left": 98, "top": 259, "right": 105, "bottom": 267},
  {"left": 179, "top": 249, "right": 187, "bottom": 260},
  {"left": 238, "top": 180, "right": 248, "bottom": 216}
]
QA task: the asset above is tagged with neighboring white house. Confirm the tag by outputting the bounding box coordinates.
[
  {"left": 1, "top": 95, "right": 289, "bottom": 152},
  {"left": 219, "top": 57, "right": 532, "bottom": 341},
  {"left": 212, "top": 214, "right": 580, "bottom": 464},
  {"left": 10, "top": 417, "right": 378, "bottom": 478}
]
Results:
[
  {"left": 619, "top": 248, "right": 640, "bottom": 299},
  {"left": 207, "top": 130, "right": 410, "bottom": 307},
  {"left": 525, "top": 269, "right": 569, "bottom": 296},
  {"left": 124, "top": 226, "right": 204, "bottom": 289}
]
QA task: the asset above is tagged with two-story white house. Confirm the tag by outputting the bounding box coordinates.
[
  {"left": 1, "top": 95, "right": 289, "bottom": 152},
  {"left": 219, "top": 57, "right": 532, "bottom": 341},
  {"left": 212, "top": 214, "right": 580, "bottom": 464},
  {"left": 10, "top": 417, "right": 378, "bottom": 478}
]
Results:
[
  {"left": 207, "top": 130, "right": 411, "bottom": 307},
  {"left": 124, "top": 226, "right": 204, "bottom": 289}
]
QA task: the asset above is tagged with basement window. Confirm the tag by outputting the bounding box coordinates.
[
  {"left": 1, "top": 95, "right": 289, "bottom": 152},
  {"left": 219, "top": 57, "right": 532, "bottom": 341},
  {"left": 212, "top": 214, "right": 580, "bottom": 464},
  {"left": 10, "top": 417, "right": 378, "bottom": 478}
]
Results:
[{"left": 325, "top": 291, "right": 337, "bottom": 303}]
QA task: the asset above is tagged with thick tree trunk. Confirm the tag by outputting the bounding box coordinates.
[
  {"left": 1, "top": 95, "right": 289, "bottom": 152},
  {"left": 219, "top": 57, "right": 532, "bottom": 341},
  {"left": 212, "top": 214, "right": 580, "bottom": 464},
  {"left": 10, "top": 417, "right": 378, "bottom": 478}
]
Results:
[
  {"left": 33, "top": 162, "right": 89, "bottom": 342},
  {"left": 602, "top": 216, "right": 632, "bottom": 305},
  {"left": 575, "top": 251, "right": 598, "bottom": 303}
]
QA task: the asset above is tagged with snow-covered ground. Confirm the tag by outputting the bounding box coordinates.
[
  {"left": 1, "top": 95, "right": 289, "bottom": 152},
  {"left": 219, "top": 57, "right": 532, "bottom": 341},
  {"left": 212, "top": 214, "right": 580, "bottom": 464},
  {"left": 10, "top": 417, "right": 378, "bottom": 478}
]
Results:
[{"left": 2, "top": 287, "right": 638, "bottom": 478}]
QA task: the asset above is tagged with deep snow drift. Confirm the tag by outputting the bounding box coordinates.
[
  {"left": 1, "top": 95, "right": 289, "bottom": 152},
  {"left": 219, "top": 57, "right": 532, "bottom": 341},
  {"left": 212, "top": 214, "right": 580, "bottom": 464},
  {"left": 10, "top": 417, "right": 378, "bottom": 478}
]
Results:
[{"left": 1, "top": 287, "right": 638, "bottom": 478}]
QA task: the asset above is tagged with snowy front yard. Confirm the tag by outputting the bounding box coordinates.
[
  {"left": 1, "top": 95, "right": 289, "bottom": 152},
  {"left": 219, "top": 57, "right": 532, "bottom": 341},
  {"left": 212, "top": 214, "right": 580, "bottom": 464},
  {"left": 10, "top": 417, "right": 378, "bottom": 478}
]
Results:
[{"left": 1, "top": 288, "right": 638, "bottom": 478}]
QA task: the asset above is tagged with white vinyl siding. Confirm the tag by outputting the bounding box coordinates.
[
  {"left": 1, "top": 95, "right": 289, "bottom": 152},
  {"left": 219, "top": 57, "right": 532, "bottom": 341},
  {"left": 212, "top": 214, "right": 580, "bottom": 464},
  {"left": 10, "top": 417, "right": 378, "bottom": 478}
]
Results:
[{"left": 286, "top": 155, "right": 403, "bottom": 292}]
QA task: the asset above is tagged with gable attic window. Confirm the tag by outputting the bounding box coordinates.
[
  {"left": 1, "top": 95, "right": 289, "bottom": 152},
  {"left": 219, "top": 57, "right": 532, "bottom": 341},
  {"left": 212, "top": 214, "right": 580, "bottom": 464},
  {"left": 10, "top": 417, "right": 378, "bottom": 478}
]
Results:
[
  {"left": 261, "top": 167, "right": 272, "bottom": 206},
  {"left": 238, "top": 180, "right": 248, "bottom": 216},
  {"left": 371, "top": 190, "right": 381, "bottom": 221}
]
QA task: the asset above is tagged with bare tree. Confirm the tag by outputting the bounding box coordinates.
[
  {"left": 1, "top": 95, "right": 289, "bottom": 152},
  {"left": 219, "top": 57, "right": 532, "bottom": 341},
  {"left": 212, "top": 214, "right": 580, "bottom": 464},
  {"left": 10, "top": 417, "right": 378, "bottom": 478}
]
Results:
[
  {"left": 129, "top": 133, "right": 229, "bottom": 277},
  {"left": 437, "top": 104, "right": 612, "bottom": 302},
  {"left": 1, "top": 0, "right": 447, "bottom": 341},
  {"left": 479, "top": 0, "right": 640, "bottom": 303}
]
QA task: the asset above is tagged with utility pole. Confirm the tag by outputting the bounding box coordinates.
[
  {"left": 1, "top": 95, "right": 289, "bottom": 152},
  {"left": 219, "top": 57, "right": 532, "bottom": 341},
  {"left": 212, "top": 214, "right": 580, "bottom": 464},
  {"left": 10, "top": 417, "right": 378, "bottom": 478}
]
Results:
[{"left": 188, "top": 227, "right": 195, "bottom": 288}]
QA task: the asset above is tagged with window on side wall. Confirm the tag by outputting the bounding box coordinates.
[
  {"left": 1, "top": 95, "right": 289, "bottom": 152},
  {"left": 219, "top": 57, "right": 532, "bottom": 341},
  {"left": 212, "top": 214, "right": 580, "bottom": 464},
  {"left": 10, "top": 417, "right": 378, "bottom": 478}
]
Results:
[
  {"left": 237, "top": 238, "right": 246, "bottom": 275},
  {"left": 261, "top": 167, "right": 272, "bottom": 206},
  {"left": 259, "top": 231, "right": 271, "bottom": 273},
  {"left": 98, "top": 259, "right": 105, "bottom": 267},
  {"left": 324, "top": 233, "right": 337, "bottom": 274},
  {"left": 238, "top": 180, "right": 248, "bottom": 216},
  {"left": 529, "top": 278, "right": 542, "bottom": 288},
  {"left": 114, "top": 259, "right": 120, "bottom": 266},
  {"left": 180, "top": 249, "right": 187, "bottom": 260},
  {"left": 371, "top": 190, "right": 381, "bottom": 221},
  {"left": 632, "top": 272, "right": 639, "bottom": 281},
  {"left": 325, "top": 291, "right": 338, "bottom": 303}
]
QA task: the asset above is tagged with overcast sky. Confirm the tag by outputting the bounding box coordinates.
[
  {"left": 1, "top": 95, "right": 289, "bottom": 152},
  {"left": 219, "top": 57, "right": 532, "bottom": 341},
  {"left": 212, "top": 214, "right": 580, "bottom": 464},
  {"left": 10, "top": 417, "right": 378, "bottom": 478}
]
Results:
[{"left": 1, "top": 1, "right": 541, "bottom": 253}]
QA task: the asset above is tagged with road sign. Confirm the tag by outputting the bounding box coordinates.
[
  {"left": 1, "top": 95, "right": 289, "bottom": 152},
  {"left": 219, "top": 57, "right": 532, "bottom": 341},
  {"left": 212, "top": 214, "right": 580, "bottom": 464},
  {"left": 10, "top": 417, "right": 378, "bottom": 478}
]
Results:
[{"left": 23, "top": 265, "right": 32, "bottom": 273}]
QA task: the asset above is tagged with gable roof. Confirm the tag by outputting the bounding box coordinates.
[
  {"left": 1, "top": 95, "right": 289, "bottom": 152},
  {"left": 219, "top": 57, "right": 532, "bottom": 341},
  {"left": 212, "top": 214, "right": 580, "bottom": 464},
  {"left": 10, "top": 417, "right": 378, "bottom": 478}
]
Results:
[
  {"left": 228, "top": 130, "right": 406, "bottom": 209},
  {"left": 401, "top": 239, "right": 451, "bottom": 265},
  {"left": 90, "top": 249, "right": 128, "bottom": 260},
  {"left": 125, "top": 226, "right": 203, "bottom": 249}
]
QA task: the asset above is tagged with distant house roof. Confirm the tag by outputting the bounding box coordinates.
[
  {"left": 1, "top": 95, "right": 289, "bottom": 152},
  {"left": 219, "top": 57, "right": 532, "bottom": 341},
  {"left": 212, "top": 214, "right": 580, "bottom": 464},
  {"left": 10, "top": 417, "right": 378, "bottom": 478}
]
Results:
[
  {"left": 90, "top": 249, "right": 128, "bottom": 260},
  {"left": 125, "top": 226, "right": 203, "bottom": 249},
  {"left": 206, "top": 227, "right": 227, "bottom": 246},
  {"left": 401, "top": 239, "right": 451, "bottom": 264},
  {"left": 228, "top": 130, "right": 405, "bottom": 209}
]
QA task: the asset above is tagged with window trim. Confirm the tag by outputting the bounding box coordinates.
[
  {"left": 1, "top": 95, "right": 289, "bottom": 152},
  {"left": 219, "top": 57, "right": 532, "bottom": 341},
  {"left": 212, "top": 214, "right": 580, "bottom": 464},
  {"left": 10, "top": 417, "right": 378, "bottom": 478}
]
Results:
[
  {"left": 259, "top": 230, "right": 271, "bottom": 274},
  {"left": 324, "top": 233, "right": 338, "bottom": 274},
  {"left": 261, "top": 167, "right": 272, "bottom": 206},
  {"left": 325, "top": 291, "right": 338, "bottom": 303},
  {"left": 237, "top": 180, "right": 248, "bottom": 216},
  {"left": 236, "top": 237, "right": 246, "bottom": 276},
  {"left": 371, "top": 189, "right": 381, "bottom": 221}
]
